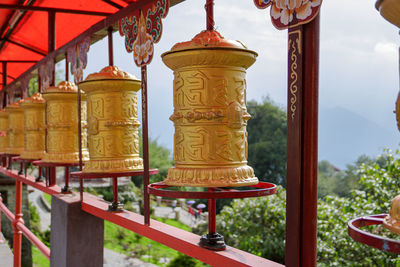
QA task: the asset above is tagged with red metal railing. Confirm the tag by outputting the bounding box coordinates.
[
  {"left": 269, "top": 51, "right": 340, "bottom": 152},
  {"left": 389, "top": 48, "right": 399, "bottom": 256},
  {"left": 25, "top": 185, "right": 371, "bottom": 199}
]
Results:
[
  {"left": 348, "top": 214, "right": 400, "bottom": 254},
  {"left": 0, "top": 189, "right": 51, "bottom": 265},
  {"left": 0, "top": 164, "right": 283, "bottom": 267}
]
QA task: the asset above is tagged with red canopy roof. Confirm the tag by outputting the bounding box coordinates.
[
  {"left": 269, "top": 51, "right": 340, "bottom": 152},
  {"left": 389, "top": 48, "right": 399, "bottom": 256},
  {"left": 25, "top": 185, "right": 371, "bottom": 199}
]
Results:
[{"left": 0, "top": 0, "right": 131, "bottom": 90}]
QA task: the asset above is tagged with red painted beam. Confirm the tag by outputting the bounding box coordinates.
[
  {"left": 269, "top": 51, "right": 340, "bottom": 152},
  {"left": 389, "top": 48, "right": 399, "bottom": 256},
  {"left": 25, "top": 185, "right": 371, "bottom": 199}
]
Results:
[
  {"left": 0, "top": 4, "right": 114, "bottom": 16},
  {"left": 81, "top": 193, "right": 283, "bottom": 267},
  {"left": 0, "top": 167, "right": 62, "bottom": 195}
]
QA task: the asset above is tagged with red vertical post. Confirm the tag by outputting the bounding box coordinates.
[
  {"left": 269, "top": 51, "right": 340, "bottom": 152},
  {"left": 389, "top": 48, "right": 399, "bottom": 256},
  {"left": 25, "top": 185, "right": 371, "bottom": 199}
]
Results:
[
  {"left": 62, "top": 166, "right": 70, "bottom": 193},
  {"left": 65, "top": 52, "right": 69, "bottom": 82},
  {"left": 141, "top": 65, "right": 150, "bottom": 225},
  {"left": 108, "top": 27, "right": 114, "bottom": 66},
  {"left": 113, "top": 177, "right": 119, "bottom": 204},
  {"left": 2, "top": 62, "right": 7, "bottom": 108},
  {"left": 205, "top": 0, "right": 214, "bottom": 31},
  {"left": 13, "top": 180, "right": 23, "bottom": 267},
  {"left": 285, "top": 14, "right": 320, "bottom": 267},
  {"left": 0, "top": 195, "right": 3, "bottom": 243},
  {"left": 48, "top": 11, "right": 56, "bottom": 86},
  {"left": 300, "top": 14, "right": 319, "bottom": 267},
  {"left": 38, "top": 74, "right": 42, "bottom": 93},
  {"left": 49, "top": 167, "right": 56, "bottom": 186},
  {"left": 208, "top": 188, "right": 216, "bottom": 234},
  {"left": 285, "top": 24, "right": 303, "bottom": 266},
  {"left": 77, "top": 71, "right": 83, "bottom": 200}
]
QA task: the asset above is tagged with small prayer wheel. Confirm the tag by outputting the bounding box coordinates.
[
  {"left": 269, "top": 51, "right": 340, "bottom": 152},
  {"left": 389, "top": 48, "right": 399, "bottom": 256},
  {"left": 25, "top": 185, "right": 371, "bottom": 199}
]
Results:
[
  {"left": 20, "top": 93, "right": 46, "bottom": 159},
  {"left": 5, "top": 100, "right": 24, "bottom": 155},
  {"left": 78, "top": 66, "right": 143, "bottom": 172},
  {"left": 42, "top": 81, "right": 89, "bottom": 163},
  {"left": 161, "top": 30, "right": 259, "bottom": 187},
  {"left": 0, "top": 109, "right": 9, "bottom": 153}
]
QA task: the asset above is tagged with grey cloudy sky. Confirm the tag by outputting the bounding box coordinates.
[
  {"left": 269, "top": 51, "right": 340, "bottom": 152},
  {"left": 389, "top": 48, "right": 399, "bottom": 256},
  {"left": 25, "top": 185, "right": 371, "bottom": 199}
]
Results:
[{"left": 78, "top": 0, "right": 400, "bottom": 164}]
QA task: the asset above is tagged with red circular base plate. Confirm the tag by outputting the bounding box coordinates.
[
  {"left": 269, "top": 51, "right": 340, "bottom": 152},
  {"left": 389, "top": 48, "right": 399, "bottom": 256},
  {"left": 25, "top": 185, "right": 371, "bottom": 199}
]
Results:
[
  {"left": 348, "top": 214, "right": 400, "bottom": 254},
  {"left": 70, "top": 169, "right": 159, "bottom": 180},
  {"left": 148, "top": 181, "right": 277, "bottom": 199},
  {"left": 32, "top": 160, "right": 81, "bottom": 168},
  {"left": 12, "top": 157, "right": 38, "bottom": 163}
]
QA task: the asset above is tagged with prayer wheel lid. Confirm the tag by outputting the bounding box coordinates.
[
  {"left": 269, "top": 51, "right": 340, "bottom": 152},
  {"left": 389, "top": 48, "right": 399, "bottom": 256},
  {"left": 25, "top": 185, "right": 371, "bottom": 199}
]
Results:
[
  {"left": 5, "top": 99, "right": 23, "bottom": 110},
  {"left": 376, "top": 0, "right": 400, "bottom": 28},
  {"left": 161, "top": 30, "right": 257, "bottom": 70},
  {"left": 20, "top": 93, "right": 45, "bottom": 104},
  {"left": 83, "top": 66, "right": 140, "bottom": 82},
  {"left": 44, "top": 81, "right": 80, "bottom": 93},
  {"left": 167, "top": 30, "right": 257, "bottom": 54}
]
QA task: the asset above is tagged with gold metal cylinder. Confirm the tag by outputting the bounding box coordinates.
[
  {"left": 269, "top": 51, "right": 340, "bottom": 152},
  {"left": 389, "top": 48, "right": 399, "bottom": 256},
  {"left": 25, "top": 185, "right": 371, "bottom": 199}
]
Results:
[
  {"left": 42, "top": 81, "right": 89, "bottom": 163},
  {"left": 0, "top": 109, "right": 9, "bottom": 153},
  {"left": 5, "top": 100, "right": 24, "bottom": 155},
  {"left": 161, "top": 30, "right": 259, "bottom": 187},
  {"left": 78, "top": 66, "right": 143, "bottom": 172},
  {"left": 20, "top": 93, "right": 46, "bottom": 159}
]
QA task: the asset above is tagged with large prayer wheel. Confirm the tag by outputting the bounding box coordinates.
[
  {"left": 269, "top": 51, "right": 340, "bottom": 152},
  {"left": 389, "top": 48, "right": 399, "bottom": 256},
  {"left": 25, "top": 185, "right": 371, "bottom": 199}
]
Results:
[
  {"left": 20, "top": 93, "right": 46, "bottom": 159},
  {"left": 79, "top": 66, "right": 143, "bottom": 172},
  {"left": 161, "top": 30, "right": 259, "bottom": 187},
  {"left": 42, "top": 81, "right": 89, "bottom": 163},
  {"left": 0, "top": 109, "right": 8, "bottom": 153},
  {"left": 5, "top": 100, "right": 24, "bottom": 155}
]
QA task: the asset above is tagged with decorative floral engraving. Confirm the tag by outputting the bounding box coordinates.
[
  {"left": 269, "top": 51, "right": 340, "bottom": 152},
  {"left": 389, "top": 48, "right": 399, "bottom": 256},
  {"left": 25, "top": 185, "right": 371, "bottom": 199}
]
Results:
[
  {"left": 288, "top": 30, "right": 302, "bottom": 121},
  {"left": 67, "top": 36, "right": 90, "bottom": 84},
  {"left": 254, "top": 0, "right": 322, "bottom": 30},
  {"left": 118, "top": 0, "right": 169, "bottom": 66},
  {"left": 38, "top": 60, "right": 54, "bottom": 90}
]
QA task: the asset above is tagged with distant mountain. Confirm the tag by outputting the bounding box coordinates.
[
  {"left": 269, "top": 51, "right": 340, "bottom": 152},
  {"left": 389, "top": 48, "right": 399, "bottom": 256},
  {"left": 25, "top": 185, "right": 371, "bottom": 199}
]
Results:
[{"left": 319, "top": 106, "right": 399, "bottom": 169}]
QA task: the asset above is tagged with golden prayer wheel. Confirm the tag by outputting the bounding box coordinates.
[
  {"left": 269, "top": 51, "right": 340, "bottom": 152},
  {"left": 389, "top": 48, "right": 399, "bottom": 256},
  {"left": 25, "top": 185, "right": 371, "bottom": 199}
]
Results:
[
  {"left": 5, "top": 100, "right": 24, "bottom": 155},
  {"left": 42, "top": 81, "right": 89, "bottom": 163},
  {"left": 20, "top": 93, "right": 46, "bottom": 159},
  {"left": 78, "top": 66, "right": 143, "bottom": 172},
  {"left": 0, "top": 109, "right": 9, "bottom": 153},
  {"left": 161, "top": 30, "right": 259, "bottom": 187}
]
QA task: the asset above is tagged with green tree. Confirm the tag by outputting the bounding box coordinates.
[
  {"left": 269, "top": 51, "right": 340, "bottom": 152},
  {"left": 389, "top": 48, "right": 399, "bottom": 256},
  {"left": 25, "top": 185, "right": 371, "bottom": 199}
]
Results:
[
  {"left": 247, "top": 97, "right": 287, "bottom": 186},
  {"left": 318, "top": 160, "right": 343, "bottom": 198},
  {"left": 167, "top": 253, "right": 198, "bottom": 267},
  {"left": 218, "top": 187, "right": 286, "bottom": 263}
]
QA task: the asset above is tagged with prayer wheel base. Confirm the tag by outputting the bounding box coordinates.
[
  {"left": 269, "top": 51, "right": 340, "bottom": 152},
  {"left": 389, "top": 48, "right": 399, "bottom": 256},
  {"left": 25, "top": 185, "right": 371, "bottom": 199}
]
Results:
[
  {"left": 164, "top": 165, "right": 259, "bottom": 187},
  {"left": 42, "top": 151, "right": 89, "bottom": 164},
  {"left": 199, "top": 233, "right": 226, "bottom": 251},
  {"left": 383, "top": 215, "right": 400, "bottom": 234},
  {"left": 83, "top": 158, "right": 144, "bottom": 173},
  {"left": 5, "top": 148, "right": 24, "bottom": 155},
  {"left": 20, "top": 151, "right": 44, "bottom": 160}
]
